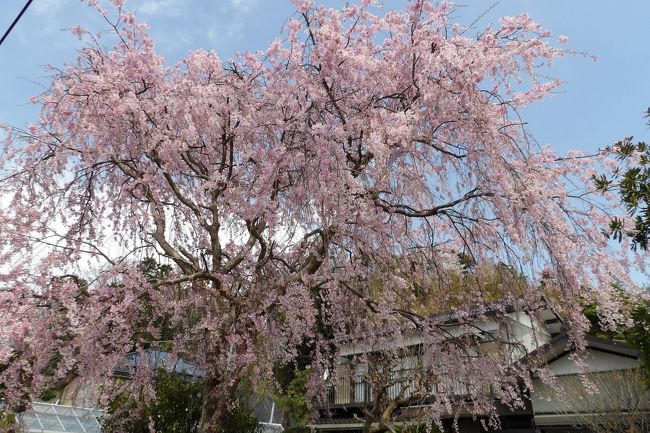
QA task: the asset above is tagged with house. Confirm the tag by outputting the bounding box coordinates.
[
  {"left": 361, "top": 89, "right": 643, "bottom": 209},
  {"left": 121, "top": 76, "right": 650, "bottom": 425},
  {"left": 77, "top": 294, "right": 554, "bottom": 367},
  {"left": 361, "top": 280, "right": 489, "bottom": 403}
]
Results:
[
  {"left": 530, "top": 334, "right": 648, "bottom": 433},
  {"left": 313, "top": 300, "right": 648, "bottom": 433},
  {"left": 16, "top": 302, "right": 647, "bottom": 433}
]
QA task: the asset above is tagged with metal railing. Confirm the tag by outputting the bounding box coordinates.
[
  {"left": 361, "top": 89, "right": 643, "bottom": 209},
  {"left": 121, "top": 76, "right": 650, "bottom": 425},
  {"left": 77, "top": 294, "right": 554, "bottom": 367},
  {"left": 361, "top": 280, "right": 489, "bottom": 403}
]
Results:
[
  {"left": 326, "top": 369, "right": 483, "bottom": 406},
  {"left": 327, "top": 370, "right": 420, "bottom": 405}
]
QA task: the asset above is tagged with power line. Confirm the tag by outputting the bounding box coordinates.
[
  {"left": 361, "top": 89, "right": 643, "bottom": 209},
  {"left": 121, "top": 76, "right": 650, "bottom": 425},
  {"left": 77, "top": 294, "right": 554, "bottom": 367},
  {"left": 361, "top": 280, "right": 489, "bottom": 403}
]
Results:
[{"left": 0, "top": 0, "right": 35, "bottom": 48}]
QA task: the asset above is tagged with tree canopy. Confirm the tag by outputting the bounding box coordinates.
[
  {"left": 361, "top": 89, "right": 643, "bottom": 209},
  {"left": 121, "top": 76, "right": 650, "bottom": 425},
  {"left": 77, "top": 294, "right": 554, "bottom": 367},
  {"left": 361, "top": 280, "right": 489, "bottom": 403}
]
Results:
[{"left": 0, "top": 1, "right": 643, "bottom": 432}]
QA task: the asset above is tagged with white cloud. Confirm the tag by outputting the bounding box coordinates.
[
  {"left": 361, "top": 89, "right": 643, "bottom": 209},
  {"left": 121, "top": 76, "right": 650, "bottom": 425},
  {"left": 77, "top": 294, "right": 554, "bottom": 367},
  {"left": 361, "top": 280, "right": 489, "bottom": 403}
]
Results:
[
  {"left": 206, "top": 28, "right": 220, "bottom": 44},
  {"left": 229, "top": 0, "right": 257, "bottom": 13},
  {"left": 31, "top": 0, "right": 186, "bottom": 17},
  {"left": 31, "top": 0, "right": 67, "bottom": 15},
  {"left": 218, "top": 0, "right": 257, "bottom": 40},
  {"left": 226, "top": 18, "right": 244, "bottom": 39},
  {"left": 150, "top": 27, "right": 194, "bottom": 52},
  {"left": 133, "top": 0, "right": 185, "bottom": 16}
]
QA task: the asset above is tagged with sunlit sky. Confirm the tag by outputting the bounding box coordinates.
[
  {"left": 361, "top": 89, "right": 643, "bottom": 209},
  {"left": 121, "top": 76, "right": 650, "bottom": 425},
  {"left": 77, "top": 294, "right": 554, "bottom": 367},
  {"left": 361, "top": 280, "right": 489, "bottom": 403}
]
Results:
[{"left": 1, "top": 0, "right": 649, "bottom": 154}]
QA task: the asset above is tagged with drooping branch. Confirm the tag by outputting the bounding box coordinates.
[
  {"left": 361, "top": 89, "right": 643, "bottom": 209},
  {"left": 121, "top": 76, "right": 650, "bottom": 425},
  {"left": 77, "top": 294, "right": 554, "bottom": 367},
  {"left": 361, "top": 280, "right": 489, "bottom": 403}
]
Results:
[{"left": 373, "top": 188, "right": 493, "bottom": 218}]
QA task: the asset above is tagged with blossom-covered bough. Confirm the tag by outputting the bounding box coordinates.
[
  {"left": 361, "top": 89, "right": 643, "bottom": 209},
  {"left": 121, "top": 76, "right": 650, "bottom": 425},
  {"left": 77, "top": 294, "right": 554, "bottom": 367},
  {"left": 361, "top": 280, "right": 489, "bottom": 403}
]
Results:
[{"left": 0, "top": 1, "right": 643, "bottom": 432}]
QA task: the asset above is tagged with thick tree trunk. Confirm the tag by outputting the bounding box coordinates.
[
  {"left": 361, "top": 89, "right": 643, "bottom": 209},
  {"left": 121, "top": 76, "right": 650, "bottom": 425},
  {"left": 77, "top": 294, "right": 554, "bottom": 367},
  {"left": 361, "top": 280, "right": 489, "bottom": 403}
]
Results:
[
  {"left": 197, "top": 376, "right": 230, "bottom": 433},
  {"left": 362, "top": 414, "right": 375, "bottom": 433},
  {"left": 362, "top": 386, "right": 385, "bottom": 433}
]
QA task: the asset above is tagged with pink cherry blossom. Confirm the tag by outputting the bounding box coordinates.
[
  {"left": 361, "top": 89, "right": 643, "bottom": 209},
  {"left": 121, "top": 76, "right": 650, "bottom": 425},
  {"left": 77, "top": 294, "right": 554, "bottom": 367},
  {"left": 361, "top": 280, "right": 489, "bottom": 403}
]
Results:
[
  {"left": 0, "top": 1, "right": 643, "bottom": 432},
  {"left": 71, "top": 25, "right": 86, "bottom": 39}
]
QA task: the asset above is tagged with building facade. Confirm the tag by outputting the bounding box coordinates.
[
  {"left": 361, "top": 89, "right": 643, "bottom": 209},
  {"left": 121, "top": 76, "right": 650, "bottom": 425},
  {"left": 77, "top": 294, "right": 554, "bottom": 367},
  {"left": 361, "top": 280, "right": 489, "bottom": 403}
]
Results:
[{"left": 313, "top": 302, "right": 647, "bottom": 433}]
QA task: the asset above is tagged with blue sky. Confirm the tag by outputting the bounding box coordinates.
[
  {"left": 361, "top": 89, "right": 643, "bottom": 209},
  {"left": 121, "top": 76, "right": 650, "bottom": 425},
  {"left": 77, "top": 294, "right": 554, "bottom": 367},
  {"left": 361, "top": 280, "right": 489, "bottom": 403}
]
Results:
[{"left": 1, "top": 0, "right": 649, "bottom": 155}]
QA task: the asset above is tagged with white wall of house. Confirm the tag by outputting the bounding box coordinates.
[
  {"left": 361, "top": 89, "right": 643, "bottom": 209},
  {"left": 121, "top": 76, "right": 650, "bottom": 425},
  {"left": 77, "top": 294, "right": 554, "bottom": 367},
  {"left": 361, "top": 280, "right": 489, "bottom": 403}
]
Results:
[
  {"left": 530, "top": 348, "right": 643, "bottom": 423},
  {"left": 339, "top": 309, "right": 553, "bottom": 360},
  {"left": 339, "top": 331, "right": 424, "bottom": 357},
  {"left": 545, "top": 349, "right": 639, "bottom": 376},
  {"left": 502, "top": 313, "right": 553, "bottom": 362}
]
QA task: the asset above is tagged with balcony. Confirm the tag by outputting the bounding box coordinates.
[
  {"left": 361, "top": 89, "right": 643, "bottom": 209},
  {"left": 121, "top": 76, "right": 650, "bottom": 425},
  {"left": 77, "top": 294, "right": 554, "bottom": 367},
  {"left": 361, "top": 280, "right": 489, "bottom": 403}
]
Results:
[
  {"left": 325, "top": 369, "right": 481, "bottom": 407},
  {"left": 326, "top": 369, "right": 419, "bottom": 406}
]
